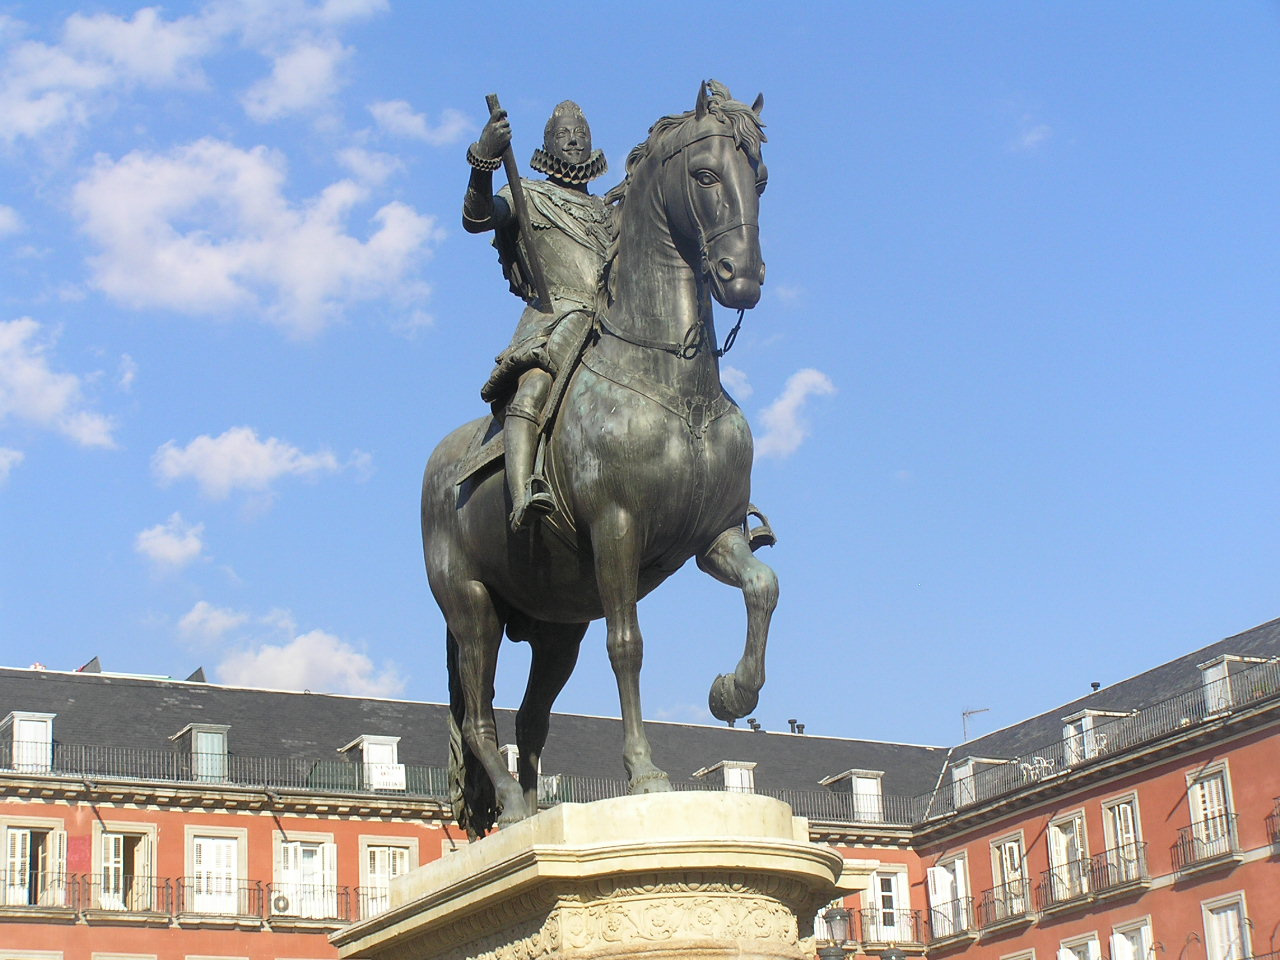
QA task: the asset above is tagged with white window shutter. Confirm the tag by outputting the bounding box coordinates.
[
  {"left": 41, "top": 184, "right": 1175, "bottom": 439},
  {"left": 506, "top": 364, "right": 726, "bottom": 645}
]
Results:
[
  {"left": 1113, "top": 934, "right": 1134, "bottom": 960},
  {"left": 1059, "top": 949, "right": 1077, "bottom": 960}
]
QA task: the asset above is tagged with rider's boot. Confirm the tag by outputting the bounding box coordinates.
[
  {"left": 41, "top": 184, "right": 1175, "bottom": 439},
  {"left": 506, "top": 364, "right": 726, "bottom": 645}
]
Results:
[{"left": 505, "top": 376, "right": 556, "bottom": 532}]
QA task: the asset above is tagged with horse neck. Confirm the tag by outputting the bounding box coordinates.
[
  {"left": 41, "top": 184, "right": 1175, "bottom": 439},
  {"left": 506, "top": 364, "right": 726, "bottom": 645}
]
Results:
[{"left": 600, "top": 158, "right": 722, "bottom": 397}]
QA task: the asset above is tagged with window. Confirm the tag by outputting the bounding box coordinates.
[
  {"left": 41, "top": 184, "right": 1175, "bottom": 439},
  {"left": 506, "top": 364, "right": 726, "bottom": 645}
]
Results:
[
  {"left": 863, "top": 870, "right": 910, "bottom": 941},
  {"left": 692, "top": 760, "right": 756, "bottom": 793},
  {"left": 3, "top": 712, "right": 55, "bottom": 774},
  {"left": 275, "top": 837, "right": 337, "bottom": 919},
  {"left": 361, "top": 842, "right": 414, "bottom": 918},
  {"left": 1047, "top": 813, "right": 1088, "bottom": 902},
  {"left": 1203, "top": 894, "right": 1250, "bottom": 960},
  {"left": 1102, "top": 796, "right": 1144, "bottom": 882},
  {"left": 1189, "top": 768, "right": 1235, "bottom": 857},
  {"left": 820, "top": 769, "right": 885, "bottom": 822},
  {"left": 3, "top": 821, "right": 67, "bottom": 907},
  {"left": 1059, "top": 934, "right": 1102, "bottom": 960},
  {"left": 171, "top": 723, "right": 229, "bottom": 784},
  {"left": 185, "top": 829, "right": 247, "bottom": 915},
  {"left": 341, "top": 735, "right": 406, "bottom": 791},
  {"left": 1062, "top": 711, "right": 1125, "bottom": 765},
  {"left": 926, "top": 855, "right": 969, "bottom": 938},
  {"left": 990, "top": 835, "right": 1027, "bottom": 918},
  {"left": 1111, "top": 918, "right": 1153, "bottom": 960},
  {"left": 1198, "top": 655, "right": 1267, "bottom": 713},
  {"left": 96, "top": 825, "right": 156, "bottom": 911}
]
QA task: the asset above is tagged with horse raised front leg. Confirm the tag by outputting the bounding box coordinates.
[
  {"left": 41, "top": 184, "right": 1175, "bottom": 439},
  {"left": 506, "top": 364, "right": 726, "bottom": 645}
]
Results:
[
  {"left": 592, "top": 507, "right": 670, "bottom": 793},
  {"left": 697, "top": 526, "right": 778, "bottom": 722}
]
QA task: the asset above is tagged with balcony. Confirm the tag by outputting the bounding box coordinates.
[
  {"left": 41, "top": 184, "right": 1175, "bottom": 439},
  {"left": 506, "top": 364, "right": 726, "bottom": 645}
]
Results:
[
  {"left": 80, "top": 874, "right": 173, "bottom": 916},
  {"left": 1091, "top": 842, "right": 1149, "bottom": 896},
  {"left": 977, "top": 879, "right": 1032, "bottom": 930},
  {"left": 1267, "top": 799, "right": 1280, "bottom": 854},
  {"left": 926, "top": 897, "right": 976, "bottom": 946},
  {"left": 857, "top": 906, "right": 925, "bottom": 947},
  {"left": 0, "top": 871, "right": 72, "bottom": 911},
  {"left": 266, "top": 882, "right": 354, "bottom": 924},
  {"left": 1173, "top": 813, "right": 1241, "bottom": 875},
  {"left": 175, "top": 877, "right": 265, "bottom": 921},
  {"left": 1037, "top": 860, "right": 1090, "bottom": 911}
]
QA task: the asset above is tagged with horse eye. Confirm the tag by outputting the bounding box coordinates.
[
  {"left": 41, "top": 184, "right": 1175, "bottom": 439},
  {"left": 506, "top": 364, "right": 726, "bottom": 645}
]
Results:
[
  {"left": 693, "top": 170, "right": 719, "bottom": 186},
  {"left": 756, "top": 178, "right": 768, "bottom": 196}
]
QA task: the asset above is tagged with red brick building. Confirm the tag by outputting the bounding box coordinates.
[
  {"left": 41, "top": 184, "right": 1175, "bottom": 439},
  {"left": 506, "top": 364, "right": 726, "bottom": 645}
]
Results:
[{"left": 1, "top": 618, "right": 1277, "bottom": 960}]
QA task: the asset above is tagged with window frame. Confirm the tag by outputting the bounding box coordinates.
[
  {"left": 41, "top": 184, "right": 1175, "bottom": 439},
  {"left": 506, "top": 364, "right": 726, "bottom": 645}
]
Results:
[
  {"left": 2, "top": 814, "right": 68, "bottom": 908},
  {"left": 1111, "top": 916, "right": 1154, "bottom": 960},
  {"left": 183, "top": 825, "right": 248, "bottom": 916},
  {"left": 926, "top": 853, "right": 969, "bottom": 938},
  {"left": 91, "top": 819, "right": 158, "bottom": 912},
  {"left": 1047, "top": 810, "right": 1090, "bottom": 901},
  {"left": 1201, "top": 892, "right": 1251, "bottom": 960}
]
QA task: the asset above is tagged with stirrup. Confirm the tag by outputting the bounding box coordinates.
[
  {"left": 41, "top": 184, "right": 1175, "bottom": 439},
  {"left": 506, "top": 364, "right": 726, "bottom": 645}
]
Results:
[
  {"left": 510, "top": 476, "right": 557, "bottom": 532},
  {"left": 745, "top": 503, "right": 776, "bottom": 551}
]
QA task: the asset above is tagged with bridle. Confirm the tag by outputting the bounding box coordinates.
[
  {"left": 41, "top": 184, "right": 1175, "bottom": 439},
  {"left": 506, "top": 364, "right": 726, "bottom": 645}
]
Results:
[{"left": 599, "top": 120, "right": 757, "bottom": 359}]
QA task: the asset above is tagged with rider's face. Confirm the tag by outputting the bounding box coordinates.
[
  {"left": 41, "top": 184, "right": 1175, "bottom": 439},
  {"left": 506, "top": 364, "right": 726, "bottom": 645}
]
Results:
[{"left": 550, "top": 119, "right": 591, "bottom": 165}]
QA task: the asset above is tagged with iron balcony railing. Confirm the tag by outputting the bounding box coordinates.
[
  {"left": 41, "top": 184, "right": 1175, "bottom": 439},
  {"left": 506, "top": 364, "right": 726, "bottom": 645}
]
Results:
[
  {"left": 80, "top": 874, "right": 173, "bottom": 913},
  {"left": 1268, "top": 799, "right": 1280, "bottom": 849},
  {"left": 175, "top": 876, "right": 264, "bottom": 917},
  {"left": 0, "top": 870, "right": 71, "bottom": 908},
  {"left": 1037, "top": 859, "right": 1090, "bottom": 908},
  {"left": 927, "top": 896, "right": 975, "bottom": 941},
  {"left": 977, "top": 879, "right": 1031, "bottom": 927},
  {"left": 1173, "top": 813, "right": 1240, "bottom": 871},
  {"left": 265, "top": 882, "right": 353, "bottom": 922},
  {"left": 1093, "top": 842, "right": 1148, "bottom": 891},
  {"left": 856, "top": 906, "right": 924, "bottom": 944}
]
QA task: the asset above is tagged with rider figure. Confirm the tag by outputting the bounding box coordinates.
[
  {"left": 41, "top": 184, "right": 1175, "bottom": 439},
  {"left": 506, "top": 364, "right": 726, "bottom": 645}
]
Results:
[{"left": 463, "top": 101, "right": 614, "bottom": 531}]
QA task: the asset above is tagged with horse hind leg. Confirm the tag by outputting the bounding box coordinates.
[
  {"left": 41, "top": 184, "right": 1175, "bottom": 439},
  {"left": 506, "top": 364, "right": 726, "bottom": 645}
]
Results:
[
  {"left": 697, "top": 525, "right": 779, "bottom": 722},
  {"left": 509, "top": 616, "right": 587, "bottom": 813},
  {"left": 443, "top": 579, "right": 527, "bottom": 834}
]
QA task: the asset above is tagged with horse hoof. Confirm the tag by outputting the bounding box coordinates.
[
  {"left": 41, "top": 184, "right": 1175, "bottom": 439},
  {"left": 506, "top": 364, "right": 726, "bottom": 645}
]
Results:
[
  {"left": 629, "top": 770, "right": 671, "bottom": 794},
  {"left": 709, "top": 673, "right": 758, "bottom": 722}
]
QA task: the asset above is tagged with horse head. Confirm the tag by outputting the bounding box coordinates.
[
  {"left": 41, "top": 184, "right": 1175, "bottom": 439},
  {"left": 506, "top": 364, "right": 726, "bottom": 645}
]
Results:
[{"left": 658, "top": 80, "right": 768, "bottom": 310}]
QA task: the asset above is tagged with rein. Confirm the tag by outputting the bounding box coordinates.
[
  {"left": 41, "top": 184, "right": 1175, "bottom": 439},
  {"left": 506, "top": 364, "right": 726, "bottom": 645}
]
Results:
[{"left": 600, "top": 121, "right": 753, "bottom": 360}]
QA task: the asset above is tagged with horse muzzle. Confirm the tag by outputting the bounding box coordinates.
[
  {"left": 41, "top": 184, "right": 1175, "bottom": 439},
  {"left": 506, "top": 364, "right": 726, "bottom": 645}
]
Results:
[{"left": 709, "top": 256, "right": 764, "bottom": 309}]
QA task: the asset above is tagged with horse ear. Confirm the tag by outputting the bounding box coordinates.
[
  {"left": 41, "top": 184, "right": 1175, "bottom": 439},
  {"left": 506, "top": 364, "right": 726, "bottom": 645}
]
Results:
[
  {"left": 695, "top": 80, "right": 710, "bottom": 120},
  {"left": 751, "top": 92, "right": 764, "bottom": 115}
]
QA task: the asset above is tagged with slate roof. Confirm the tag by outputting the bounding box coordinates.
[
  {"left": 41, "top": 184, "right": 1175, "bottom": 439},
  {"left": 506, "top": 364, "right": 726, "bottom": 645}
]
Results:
[
  {"left": 0, "top": 667, "right": 945, "bottom": 798},
  {"left": 2, "top": 616, "right": 1277, "bottom": 802},
  {"left": 946, "top": 616, "right": 1280, "bottom": 766}
]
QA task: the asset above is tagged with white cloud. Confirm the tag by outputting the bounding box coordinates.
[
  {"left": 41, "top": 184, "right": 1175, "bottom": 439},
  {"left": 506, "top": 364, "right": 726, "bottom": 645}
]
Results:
[
  {"left": 0, "top": 206, "right": 22, "bottom": 238},
  {"left": 242, "top": 38, "right": 347, "bottom": 121},
  {"left": 73, "top": 138, "right": 442, "bottom": 335},
  {"left": 0, "top": 447, "right": 24, "bottom": 482},
  {"left": 216, "top": 628, "right": 405, "bottom": 697},
  {"left": 179, "top": 599, "right": 248, "bottom": 641},
  {"left": 152, "top": 425, "right": 354, "bottom": 499},
  {"left": 1011, "top": 116, "right": 1053, "bottom": 153},
  {"left": 336, "top": 146, "right": 402, "bottom": 184},
  {"left": 0, "top": 7, "right": 212, "bottom": 147},
  {"left": 117, "top": 353, "right": 137, "bottom": 390},
  {"left": 135, "top": 512, "right": 206, "bottom": 570},
  {"left": 720, "top": 365, "right": 753, "bottom": 400},
  {"left": 0, "top": 317, "right": 115, "bottom": 447},
  {"left": 369, "top": 100, "right": 471, "bottom": 146},
  {"left": 754, "top": 368, "right": 836, "bottom": 460}
]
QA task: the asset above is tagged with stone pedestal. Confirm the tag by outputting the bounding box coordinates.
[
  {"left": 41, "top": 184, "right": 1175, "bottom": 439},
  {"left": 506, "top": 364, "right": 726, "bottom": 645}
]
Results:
[{"left": 332, "top": 792, "right": 876, "bottom": 960}]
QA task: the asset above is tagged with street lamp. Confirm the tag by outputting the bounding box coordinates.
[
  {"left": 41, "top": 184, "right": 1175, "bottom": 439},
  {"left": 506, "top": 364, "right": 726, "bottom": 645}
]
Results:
[{"left": 818, "top": 906, "right": 851, "bottom": 960}]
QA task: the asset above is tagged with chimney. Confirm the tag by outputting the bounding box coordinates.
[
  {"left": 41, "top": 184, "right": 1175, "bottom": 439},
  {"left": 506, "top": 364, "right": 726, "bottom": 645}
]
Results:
[
  {"left": 796, "top": 723, "right": 805, "bottom": 735},
  {"left": 1091, "top": 681, "right": 1101, "bottom": 692},
  {"left": 787, "top": 718, "right": 797, "bottom": 733},
  {"left": 747, "top": 718, "right": 761, "bottom": 732}
]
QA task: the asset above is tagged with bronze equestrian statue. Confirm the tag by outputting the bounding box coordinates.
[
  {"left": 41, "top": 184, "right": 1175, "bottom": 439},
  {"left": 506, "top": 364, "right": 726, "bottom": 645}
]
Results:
[{"left": 422, "top": 81, "right": 775, "bottom": 837}]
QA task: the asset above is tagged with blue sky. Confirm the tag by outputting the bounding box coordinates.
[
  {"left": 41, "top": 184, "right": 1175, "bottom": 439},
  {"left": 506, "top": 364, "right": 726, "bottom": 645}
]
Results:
[{"left": 2, "top": 2, "right": 1279, "bottom": 757}]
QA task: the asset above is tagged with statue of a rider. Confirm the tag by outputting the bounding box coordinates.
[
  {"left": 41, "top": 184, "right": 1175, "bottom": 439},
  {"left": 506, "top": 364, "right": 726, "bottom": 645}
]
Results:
[{"left": 463, "top": 100, "right": 614, "bottom": 531}]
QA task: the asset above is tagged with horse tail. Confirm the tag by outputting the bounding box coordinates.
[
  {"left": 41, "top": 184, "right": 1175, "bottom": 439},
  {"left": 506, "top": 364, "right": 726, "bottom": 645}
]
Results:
[{"left": 446, "top": 629, "right": 497, "bottom": 839}]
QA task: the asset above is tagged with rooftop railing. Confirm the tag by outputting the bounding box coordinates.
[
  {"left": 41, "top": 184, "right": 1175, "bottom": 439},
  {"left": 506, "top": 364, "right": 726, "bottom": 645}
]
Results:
[{"left": 1, "top": 656, "right": 1276, "bottom": 828}]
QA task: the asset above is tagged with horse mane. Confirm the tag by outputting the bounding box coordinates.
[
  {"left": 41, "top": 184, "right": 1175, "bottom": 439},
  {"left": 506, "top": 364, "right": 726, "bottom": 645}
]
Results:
[{"left": 600, "top": 82, "right": 766, "bottom": 302}]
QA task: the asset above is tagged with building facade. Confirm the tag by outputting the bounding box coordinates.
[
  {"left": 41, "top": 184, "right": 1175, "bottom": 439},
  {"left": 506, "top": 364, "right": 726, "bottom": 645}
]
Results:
[{"left": 1, "top": 619, "right": 1277, "bottom": 960}]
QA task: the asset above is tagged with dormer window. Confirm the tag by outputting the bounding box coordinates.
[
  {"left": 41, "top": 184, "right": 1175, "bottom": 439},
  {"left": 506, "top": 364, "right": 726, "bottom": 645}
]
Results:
[
  {"left": 1062, "top": 710, "right": 1127, "bottom": 765},
  {"left": 171, "top": 723, "right": 229, "bottom": 783},
  {"left": 819, "top": 769, "right": 884, "bottom": 822},
  {"left": 692, "top": 760, "right": 756, "bottom": 793},
  {"left": 1198, "top": 655, "right": 1268, "bottom": 713},
  {"left": 3, "top": 712, "right": 55, "bottom": 774},
  {"left": 951, "top": 759, "right": 976, "bottom": 808},
  {"left": 341, "top": 735, "right": 405, "bottom": 791}
]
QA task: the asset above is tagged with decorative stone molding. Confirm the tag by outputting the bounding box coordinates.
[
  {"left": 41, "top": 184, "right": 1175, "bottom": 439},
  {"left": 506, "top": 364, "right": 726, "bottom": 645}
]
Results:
[{"left": 333, "top": 793, "right": 877, "bottom": 960}]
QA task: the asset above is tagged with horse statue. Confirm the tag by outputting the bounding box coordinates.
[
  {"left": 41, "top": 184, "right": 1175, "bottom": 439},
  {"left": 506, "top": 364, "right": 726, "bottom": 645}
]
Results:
[{"left": 422, "top": 80, "right": 774, "bottom": 837}]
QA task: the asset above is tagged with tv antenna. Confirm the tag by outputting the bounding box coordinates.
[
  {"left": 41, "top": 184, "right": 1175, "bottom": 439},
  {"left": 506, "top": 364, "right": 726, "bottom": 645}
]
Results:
[{"left": 962, "top": 707, "right": 990, "bottom": 742}]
